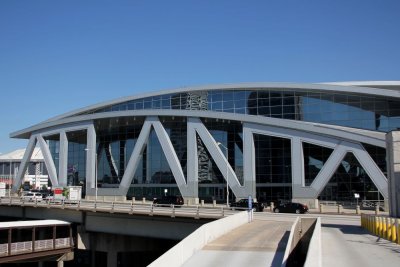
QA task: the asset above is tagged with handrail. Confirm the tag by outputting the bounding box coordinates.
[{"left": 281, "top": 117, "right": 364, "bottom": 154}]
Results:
[
  {"left": 0, "top": 197, "right": 236, "bottom": 219},
  {"left": 0, "top": 237, "right": 72, "bottom": 257}
]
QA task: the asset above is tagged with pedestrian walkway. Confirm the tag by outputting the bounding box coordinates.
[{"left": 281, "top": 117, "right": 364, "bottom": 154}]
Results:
[
  {"left": 322, "top": 223, "right": 400, "bottom": 267},
  {"left": 182, "top": 219, "right": 293, "bottom": 267}
]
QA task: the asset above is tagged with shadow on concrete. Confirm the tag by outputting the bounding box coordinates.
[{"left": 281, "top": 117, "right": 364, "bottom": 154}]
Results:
[
  {"left": 270, "top": 231, "right": 290, "bottom": 267},
  {"left": 322, "top": 223, "right": 367, "bottom": 235},
  {"left": 322, "top": 223, "right": 400, "bottom": 254}
]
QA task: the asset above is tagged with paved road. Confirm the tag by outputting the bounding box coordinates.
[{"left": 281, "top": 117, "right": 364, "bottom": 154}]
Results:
[
  {"left": 321, "top": 221, "right": 400, "bottom": 267},
  {"left": 256, "top": 212, "right": 400, "bottom": 267},
  {"left": 182, "top": 218, "right": 293, "bottom": 267}
]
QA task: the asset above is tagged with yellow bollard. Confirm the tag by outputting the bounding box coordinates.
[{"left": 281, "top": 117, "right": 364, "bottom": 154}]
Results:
[
  {"left": 370, "top": 215, "right": 374, "bottom": 234},
  {"left": 387, "top": 217, "right": 392, "bottom": 241},
  {"left": 375, "top": 216, "right": 379, "bottom": 236},
  {"left": 383, "top": 217, "right": 387, "bottom": 239},
  {"left": 370, "top": 216, "right": 373, "bottom": 233},
  {"left": 391, "top": 218, "right": 397, "bottom": 243},
  {"left": 397, "top": 219, "right": 400, "bottom": 245},
  {"left": 378, "top": 217, "right": 383, "bottom": 237}
]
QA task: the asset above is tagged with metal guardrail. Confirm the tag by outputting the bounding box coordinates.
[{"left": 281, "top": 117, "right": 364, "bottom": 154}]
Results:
[
  {"left": 0, "top": 197, "right": 238, "bottom": 219},
  {"left": 0, "top": 238, "right": 71, "bottom": 256}
]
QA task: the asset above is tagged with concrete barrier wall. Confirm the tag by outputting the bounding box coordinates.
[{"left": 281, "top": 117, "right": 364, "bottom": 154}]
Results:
[
  {"left": 304, "top": 217, "right": 322, "bottom": 267},
  {"left": 148, "top": 211, "right": 249, "bottom": 267},
  {"left": 281, "top": 216, "right": 300, "bottom": 267},
  {"left": 281, "top": 217, "right": 321, "bottom": 267}
]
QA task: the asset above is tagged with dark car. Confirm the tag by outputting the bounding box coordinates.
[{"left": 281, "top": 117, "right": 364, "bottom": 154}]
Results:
[
  {"left": 273, "top": 202, "right": 308, "bottom": 214},
  {"left": 153, "top": 195, "right": 184, "bottom": 206},
  {"left": 230, "top": 199, "right": 264, "bottom": 212}
]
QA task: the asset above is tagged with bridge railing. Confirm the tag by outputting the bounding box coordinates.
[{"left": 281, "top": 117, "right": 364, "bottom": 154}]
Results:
[
  {"left": 361, "top": 214, "right": 400, "bottom": 245},
  {"left": 0, "top": 197, "right": 237, "bottom": 219},
  {"left": 0, "top": 238, "right": 71, "bottom": 256}
]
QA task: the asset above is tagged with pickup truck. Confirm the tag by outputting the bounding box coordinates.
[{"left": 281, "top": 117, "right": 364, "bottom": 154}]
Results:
[{"left": 229, "top": 199, "right": 264, "bottom": 212}]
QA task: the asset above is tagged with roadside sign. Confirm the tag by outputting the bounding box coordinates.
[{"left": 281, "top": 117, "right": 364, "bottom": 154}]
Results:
[
  {"left": 248, "top": 195, "right": 252, "bottom": 210},
  {"left": 53, "top": 187, "right": 64, "bottom": 200}
]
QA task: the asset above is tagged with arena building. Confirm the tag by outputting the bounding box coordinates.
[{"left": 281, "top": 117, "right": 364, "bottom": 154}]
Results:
[
  {"left": 0, "top": 148, "right": 48, "bottom": 191},
  {"left": 10, "top": 82, "right": 400, "bottom": 207}
]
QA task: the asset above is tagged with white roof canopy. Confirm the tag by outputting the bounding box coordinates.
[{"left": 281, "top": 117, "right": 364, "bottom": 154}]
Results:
[{"left": 0, "top": 219, "right": 70, "bottom": 229}]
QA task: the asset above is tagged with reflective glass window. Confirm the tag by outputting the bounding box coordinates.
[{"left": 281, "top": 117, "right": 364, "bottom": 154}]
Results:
[{"left": 303, "top": 143, "right": 333, "bottom": 186}]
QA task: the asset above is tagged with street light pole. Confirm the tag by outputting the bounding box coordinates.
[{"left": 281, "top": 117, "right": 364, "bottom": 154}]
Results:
[
  {"left": 217, "top": 142, "right": 229, "bottom": 207},
  {"left": 95, "top": 153, "right": 97, "bottom": 202},
  {"left": 9, "top": 160, "right": 12, "bottom": 198}
]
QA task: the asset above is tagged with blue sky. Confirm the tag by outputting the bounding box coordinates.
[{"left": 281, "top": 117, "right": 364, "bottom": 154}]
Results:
[{"left": 0, "top": 0, "right": 399, "bottom": 153}]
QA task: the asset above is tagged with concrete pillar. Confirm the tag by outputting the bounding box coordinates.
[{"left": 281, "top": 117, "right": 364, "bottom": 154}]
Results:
[
  {"left": 57, "top": 260, "right": 64, "bottom": 267},
  {"left": 375, "top": 205, "right": 380, "bottom": 215},
  {"left": 184, "top": 197, "right": 199, "bottom": 205},
  {"left": 356, "top": 205, "right": 360, "bottom": 215},
  {"left": 319, "top": 203, "right": 324, "bottom": 213},
  {"left": 270, "top": 202, "right": 274, "bottom": 212},
  {"left": 387, "top": 131, "right": 400, "bottom": 218},
  {"left": 338, "top": 204, "right": 343, "bottom": 214},
  {"left": 107, "top": 250, "right": 118, "bottom": 267}
]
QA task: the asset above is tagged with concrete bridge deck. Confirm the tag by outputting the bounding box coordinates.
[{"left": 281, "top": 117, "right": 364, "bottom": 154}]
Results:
[{"left": 182, "top": 218, "right": 293, "bottom": 267}]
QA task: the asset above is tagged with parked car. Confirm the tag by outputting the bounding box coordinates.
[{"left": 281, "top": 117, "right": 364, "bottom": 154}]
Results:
[
  {"left": 273, "top": 202, "right": 308, "bottom": 214},
  {"left": 230, "top": 199, "right": 264, "bottom": 212},
  {"left": 153, "top": 195, "right": 184, "bottom": 206},
  {"left": 21, "top": 192, "right": 43, "bottom": 202}
]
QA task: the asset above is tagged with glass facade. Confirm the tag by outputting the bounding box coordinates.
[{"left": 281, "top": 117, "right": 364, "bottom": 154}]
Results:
[
  {"left": 319, "top": 152, "right": 382, "bottom": 202},
  {"left": 39, "top": 86, "right": 395, "bottom": 203},
  {"left": 303, "top": 143, "right": 334, "bottom": 186},
  {"left": 95, "top": 117, "right": 144, "bottom": 188},
  {"left": 254, "top": 134, "right": 292, "bottom": 203},
  {"left": 78, "top": 89, "right": 400, "bottom": 132},
  {"left": 48, "top": 135, "right": 60, "bottom": 178},
  {"left": 195, "top": 119, "right": 243, "bottom": 203},
  {"left": 67, "top": 130, "right": 87, "bottom": 191}
]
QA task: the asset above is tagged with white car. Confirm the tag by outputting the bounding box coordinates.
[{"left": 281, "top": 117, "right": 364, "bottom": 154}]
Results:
[{"left": 21, "top": 192, "right": 43, "bottom": 202}]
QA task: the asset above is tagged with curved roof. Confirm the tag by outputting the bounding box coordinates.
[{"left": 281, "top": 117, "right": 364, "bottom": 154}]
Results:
[
  {"left": 43, "top": 81, "right": 400, "bottom": 124},
  {"left": 0, "top": 148, "right": 43, "bottom": 161},
  {"left": 0, "top": 219, "right": 70, "bottom": 229},
  {"left": 10, "top": 81, "right": 400, "bottom": 139}
]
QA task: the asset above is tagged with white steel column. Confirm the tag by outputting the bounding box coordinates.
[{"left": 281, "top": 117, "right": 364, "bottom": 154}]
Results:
[
  {"left": 189, "top": 118, "right": 247, "bottom": 198},
  {"left": 12, "top": 135, "right": 37, "bottom": 192},
  {"left": 118, "top": 119, "right": 152, "bottom": 195},
  {"left": 243, "top": 124, "right": 256, "bottom": 199},
  {"left": 187, "top": 118, "right": 199, "bottom": 200},
  {"left": 351, "top": 142, "right": 389, "bottom": 199},
  {"left": 58, "top": 131, "right": 68, "bottom": 186},
  {"left": 86, "top": 124, "right": 96, "bottom": 192},
  {"left": 387, "top": 131, "right": 400, "bottom": 217},
  {"left": 37, "top": 135, "right": 59, "bottom": 187},
  {"left": 150, "top": 117, "right": 190, "bottom": 197}
]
